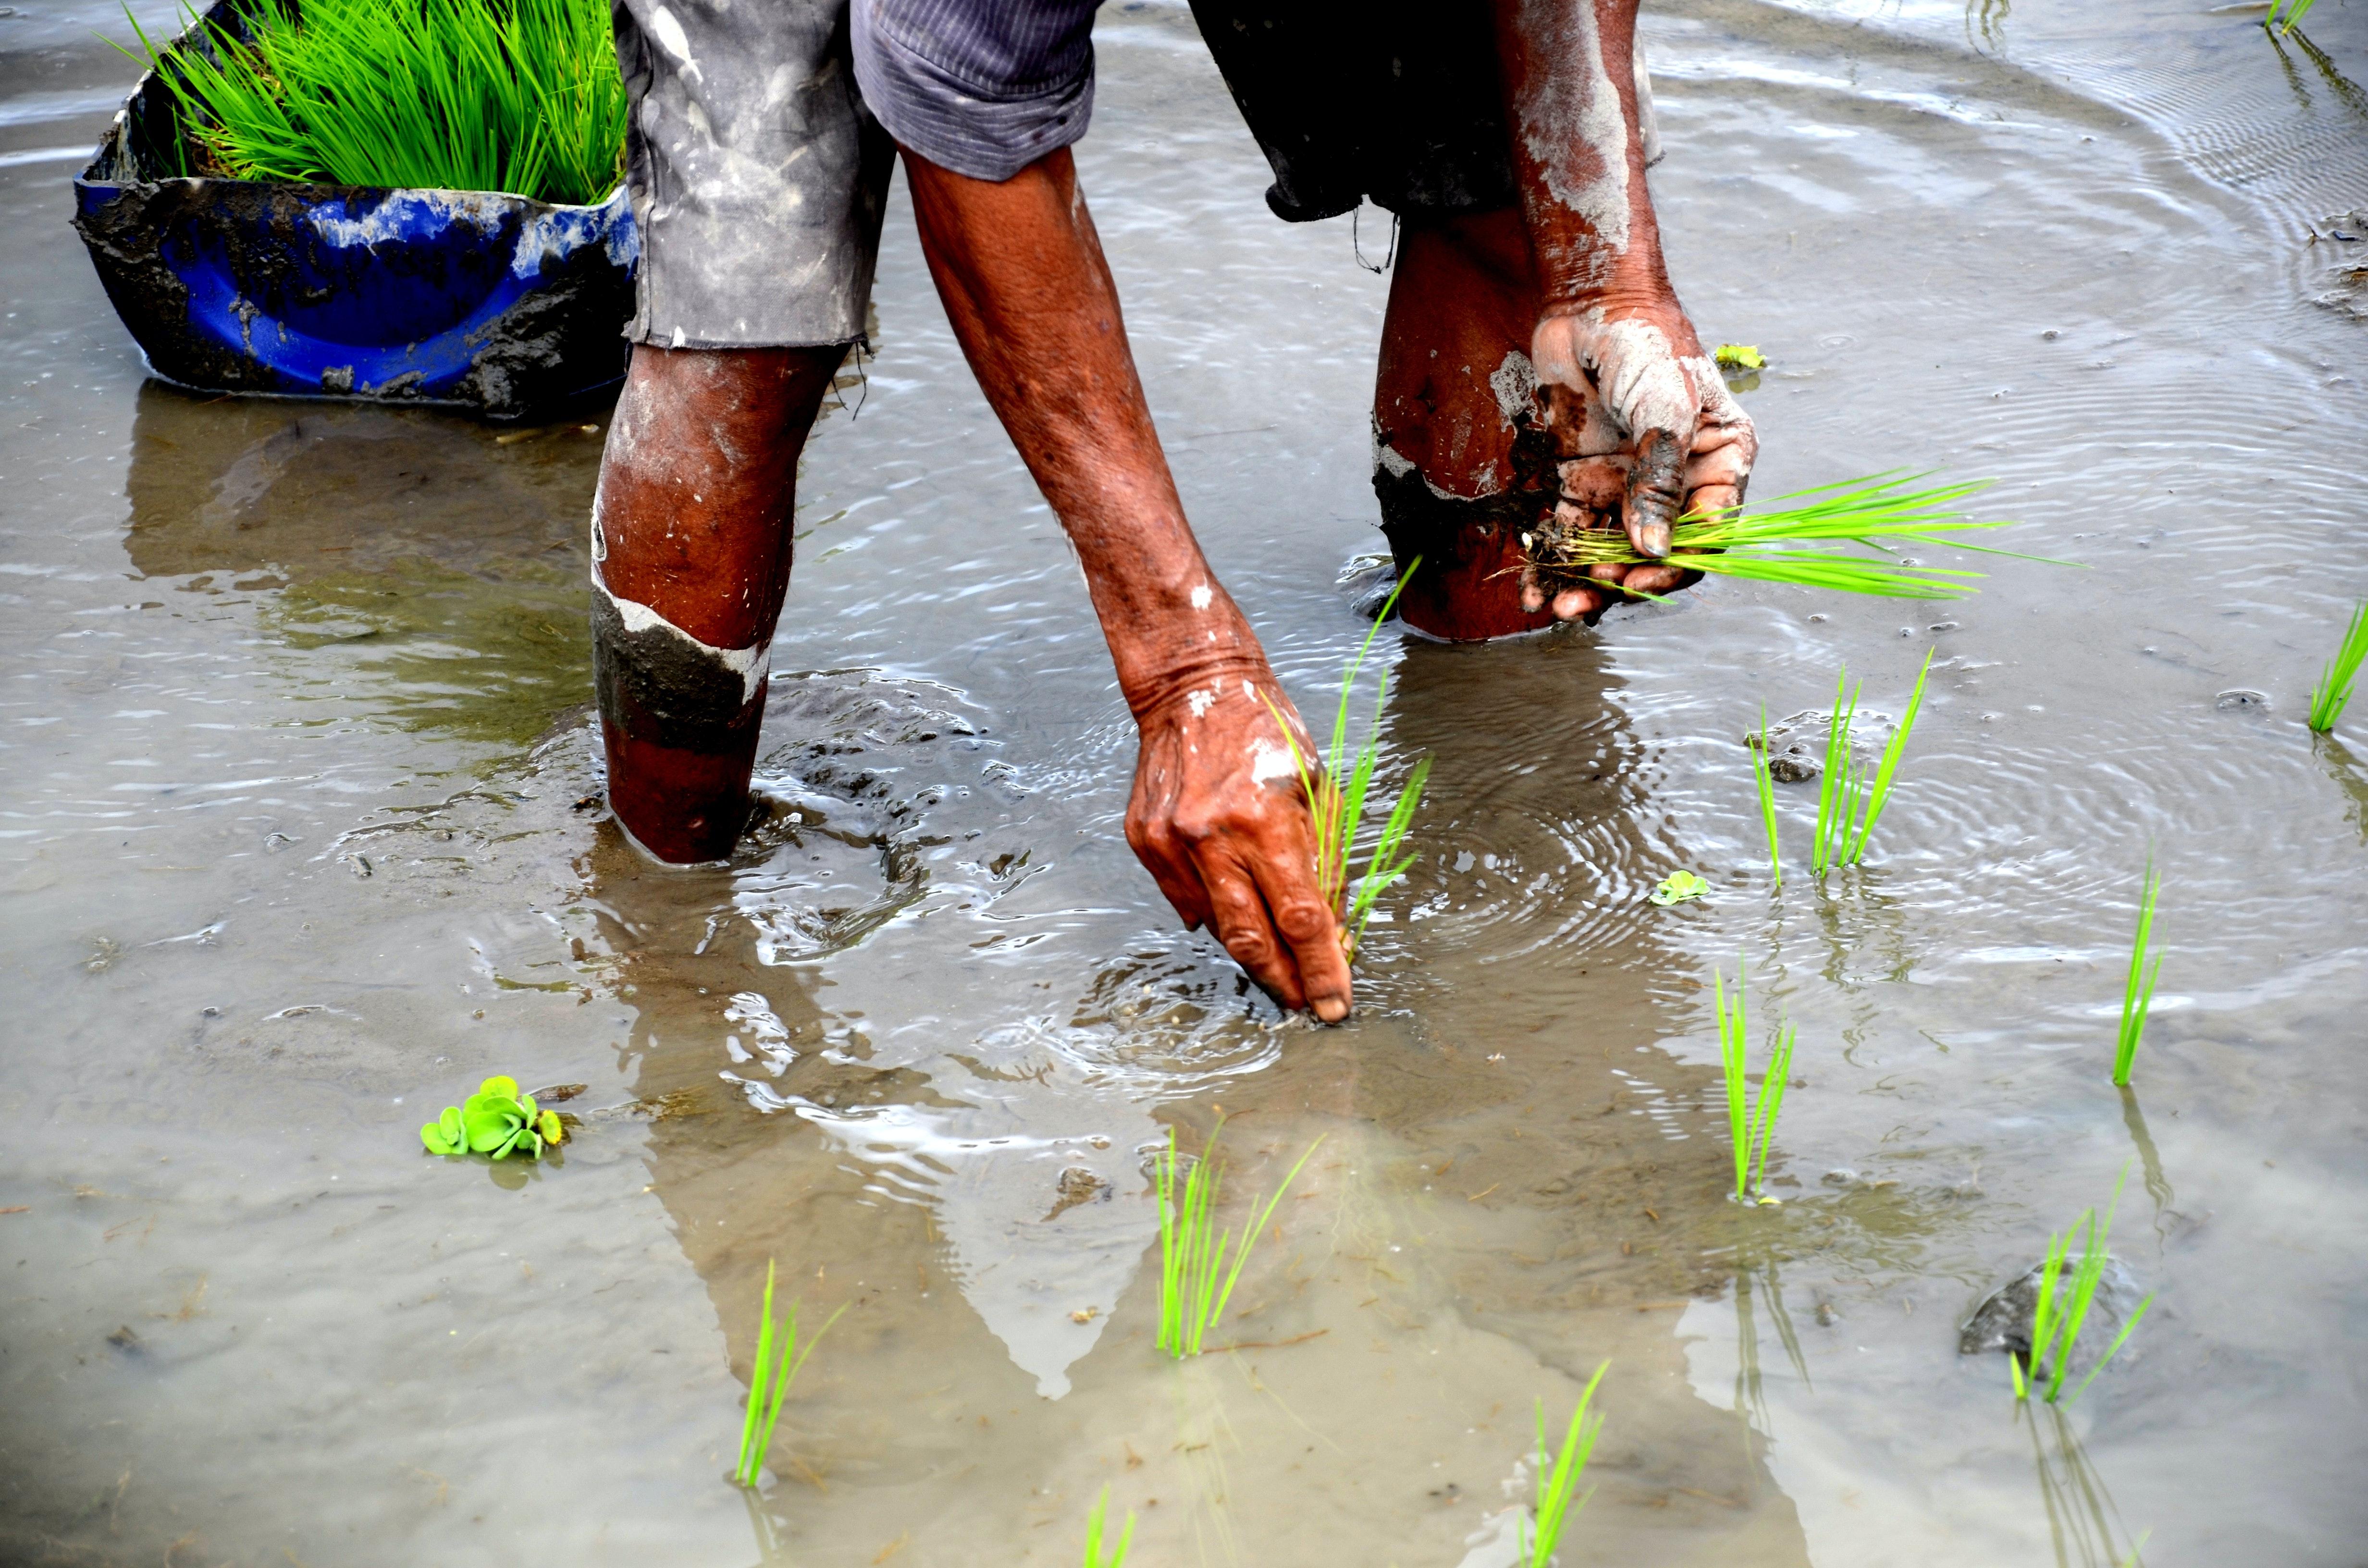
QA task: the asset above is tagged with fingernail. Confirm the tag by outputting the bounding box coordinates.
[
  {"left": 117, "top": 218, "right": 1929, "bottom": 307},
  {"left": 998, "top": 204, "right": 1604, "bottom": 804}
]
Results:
[
  {"left": 1313, "top": 996, "right": 1349, "bottom": 1024},
  {"left": 1636, "top": 522, "right": 1672, "bottom": 559}
]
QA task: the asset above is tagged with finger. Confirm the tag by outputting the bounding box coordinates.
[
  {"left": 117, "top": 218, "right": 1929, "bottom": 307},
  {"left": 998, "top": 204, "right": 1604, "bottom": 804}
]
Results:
[
  {"left": 1619, "top": 562, "right": 1695, "bottom": 598},
  {"left": 1126, "top": 754, "right": 1214, "bottom": 931},
  {"left": 1556, "top": 456, "right": 1627, "bottom": 512},
  {"left": 1625, "top": 425, "right": 1688, "bottom": 559},
  {"left": 1197, "top": 847, "right": 1307, "bottom": 1012},
  {"left": 1551, "top": 585, "right": 1605, "bottom": 622},
  {"left": 1520, "top": 570, "right": 1547, "bottom": 615},
  {"left": 1243, "top": 833, "right": 1352, "bottom": 1023}
]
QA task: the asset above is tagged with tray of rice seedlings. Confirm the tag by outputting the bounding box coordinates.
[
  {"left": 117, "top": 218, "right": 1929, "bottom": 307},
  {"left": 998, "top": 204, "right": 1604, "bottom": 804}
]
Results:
[
  {"left": 2009, "top": 1171, "right": 2156, "bottom": 1406},
  {"left": 1155, "top": 1122, "right": 1321, "bottom": 1360},
  {"left": 1080, "top": 1487, "right": 1135, "bottom": 1568},
  {"left": 1522, "top": 1361, "right": 1610, "bottom": 1567},
  {"left": 1523, "top": 472, "right": 2055, "bottom": 604},
  {"left": 76, "top": 0, "right": 633, "bottom": 418},
  {"left": 1714, "top": 964, "right": 1795, "bottom": 1206},
  {"left": 1810, "top": 652, "right": 1933, "bottom": 875},
  {"left": 1265, "top": 562, "right": 1431, "bottom": 962},
  {"left": 2111, "top": 858, "right": 2164, "bottom": 1088},
  {"left": 2306, "top": 600, "right": 2368, "bottom": 735},
  {"left": 732, "top": 1261, "right": 844, "bottom": 1490}
]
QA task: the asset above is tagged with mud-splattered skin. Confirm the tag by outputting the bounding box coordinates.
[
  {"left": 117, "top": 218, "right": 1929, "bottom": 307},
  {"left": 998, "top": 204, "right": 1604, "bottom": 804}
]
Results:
[
  {"left": 595, "top": 149, "right": 1350, "bottom": 1018},
  {"left": 1374, "top": 0, "right": 1757, "bottom": 637}
]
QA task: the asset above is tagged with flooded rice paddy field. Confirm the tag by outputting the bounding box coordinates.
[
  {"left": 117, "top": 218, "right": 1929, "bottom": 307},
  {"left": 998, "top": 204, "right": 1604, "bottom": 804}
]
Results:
[{"left": 4, "top": 0, "right": 2366, "bottom": 1563}]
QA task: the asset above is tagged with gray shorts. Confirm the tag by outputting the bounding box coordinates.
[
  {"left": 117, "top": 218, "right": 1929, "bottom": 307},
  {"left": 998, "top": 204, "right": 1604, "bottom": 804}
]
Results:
[{"left": 611, "top": 0, "right": 1103, "bottom": 349}]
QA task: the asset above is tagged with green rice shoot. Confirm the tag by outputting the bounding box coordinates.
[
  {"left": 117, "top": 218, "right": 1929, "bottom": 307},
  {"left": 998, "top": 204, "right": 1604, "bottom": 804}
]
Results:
[
  {"left": 1528, "top": 472, "right": 2056, "bottom": 602},
  {"left": 1811, "top": 651, "right": 1934, "bottom": 875},
  {"left": 2306, "top": 600, "right": 2368, "bottom": 734},
  {"left": 1524, "top": 1360, "right": 1610, "bottom": 1568},
  {"left": 1082, "top": 1486, "right": 1135, "bottom": 1568},
  {"left": 1714, "top": 963, "right": 1796, "bottom": 1206},
  {"left": 2012, "top": 1168, "right": 2156, "bottom": 1406},
  {"left": 2112, "top": 858, "right": 2163, "bottom": 1088},
  {"left": 116, "top": 0, "right": 627, "bottom": 205},
  {"left": 1155, "top": 1122, "right": 1321, "bottom": 1360},
  {"left": 2266, "top": 0, "right": 2316, "bottom": 34},
  {"left": 1751, "top": 703, "right": 1783, "bottom": 892},
  {"left": 732, "top": 1261, "right": 844, "bottom": 1490},
  {"left": 1264, "top": 561, "right": 1431, "bottom": 962}
]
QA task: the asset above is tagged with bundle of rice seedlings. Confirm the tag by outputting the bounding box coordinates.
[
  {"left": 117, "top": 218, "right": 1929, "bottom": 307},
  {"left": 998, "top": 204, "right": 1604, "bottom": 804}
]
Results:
[
  {"left": 1715, "top": 964, "right": 1796, "bottom": 1206},
  {"left": 733, "top": 1262, "right": 844, "bottom": 1490},
  {"left": 1081, "top": 1487, "right": 1135, "bottom": 1568},
  {"left": 1265, "top": 562, "right": 1431, "bottom": 962},
  {"left": 2012, "top": 1170, "right": 2156, "bottom": 1406},
  {"left": 2306, "top": 600, "right": 2368, "bottom": 735},
  {"left": 2111, "top": 858, "right": 2163, "bottom": 1088},
  {"left": 1155, "top": 1122, "right": 1321, "bottom": 1360},
  {"left": 118, "top": 0, "right": 626, "bottom": 205},
  {"left": 1811, "top": 652, "right": 1933, "bottom": 874},
  {"left": 1525, "top": 473, "right": 2048, "bottom": 602},
  {"left": 1524, "top": 1361, "right": 1610, "bottom": 1568}
]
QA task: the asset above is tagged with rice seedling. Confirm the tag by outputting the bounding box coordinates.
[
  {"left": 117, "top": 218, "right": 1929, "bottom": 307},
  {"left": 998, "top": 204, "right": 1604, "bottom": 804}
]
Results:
[
  {"left": 2112, "top": 858, "right": 2163, "bottom": 1088},
  {"left": 1263, "top": 561, "right": 1431, "bottom": 962},
  {"left": 1751, "top": 704, "right": 1783, "bottom": 891},
  {"left": 1155, "top": 1122, "right": 1322, "bottom": 1359},
  {"left": 2266, "top": 0, "right": 2315, "bottom": 34},
  {"left": 1081, "top": 1487, "right": 1135, "bottom": 1568},
  {"left": 733, "top": 1261, "right": 844, "bottom": 1490},
  {"left": 1810, "top": 650, "right": 1934, "bottom": 875},
  {"left": 1523, "top": 1360, "right": 1610, "bottom": 1568},
  {"left": 117, "top": 0, "right": 627, "bottom": 204},
  {"left": 2306, "top": 600, "right": 2368, "bottom": 734},
  {"left": 2012, "top": 1168, "right": 2156, "bottom": 1406},
  {"left": 1714, "top": 964, "right": 1796, "bottom": 1206},
  {"left": 1526, "top": 471, "right": 2058, "bottom": 602}
]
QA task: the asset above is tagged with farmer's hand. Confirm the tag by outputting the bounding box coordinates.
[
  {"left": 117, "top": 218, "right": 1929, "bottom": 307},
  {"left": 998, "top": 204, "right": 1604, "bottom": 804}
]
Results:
[
  {"left": 1521, "top": 305, "right": 1757, "bottom": 623},
  {"left": 1126, "top": 666, "right": 1351, "bottom": 1023}
]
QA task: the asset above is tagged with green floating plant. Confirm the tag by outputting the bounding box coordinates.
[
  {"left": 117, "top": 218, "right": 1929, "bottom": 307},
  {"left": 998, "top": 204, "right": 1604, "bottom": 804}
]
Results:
[
  {"left": 2013, "top": 1168, "right": 2156, "bottom": 1406},
  {"left": 1714, "top": 343, "right": 1766, "bottom": 370},
  {"left": 1082, "top": 1486, "right": 1136, "bottom": 1568},
  {"left": 1811, "top": 650, "right": 1934, "bottom": 875},
  {"left": 419, "top": 1075, "right": 562, "bottom": 1159},
  {"left": 2306, "top": 600, "right": 2368, "bottom": 735},
  {"left": 1155, "top": 1121, "right": 1322, "bottom": 1360},
  {"left": 1529, "top": 472, "right": 2060, "bottom": 602},
  {"left": 734, "top": 1260, "right": 844, "bottom": 1490},
  {"left": 1524, "top": 1361, "right": 1610, "bottom": 1568},
  {"left": 1649, "top": 870, "right": 1710, "bottom": 906},
  {"left": 2112, "top": 858, "right": 2164, "bottom": 1088},
  {"left": 1264, "top": 561, "right": 1431, "bottom": 963},
  {"left": 1715, "top": 963, "right": 1796, "bottom": 1206}
]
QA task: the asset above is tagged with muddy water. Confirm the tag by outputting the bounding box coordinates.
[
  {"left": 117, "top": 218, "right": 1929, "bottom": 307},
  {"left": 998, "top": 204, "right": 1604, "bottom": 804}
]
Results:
[{"left": 5, "top": 0, "right": 2365, "bottom": 1563}]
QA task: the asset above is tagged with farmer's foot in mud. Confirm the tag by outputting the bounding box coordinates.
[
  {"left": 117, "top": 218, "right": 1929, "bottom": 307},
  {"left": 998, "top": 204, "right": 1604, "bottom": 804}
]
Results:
[{"left": 590, "top": 343, "right": 842, "bottom": 865}]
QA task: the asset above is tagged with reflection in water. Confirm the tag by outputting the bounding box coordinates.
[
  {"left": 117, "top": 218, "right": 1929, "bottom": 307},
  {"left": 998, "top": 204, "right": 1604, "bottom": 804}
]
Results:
[
  {"left": 2316, "top": 734, "right": 2368, "bottom": 843},
  {"left": 2270, "top": 27, "right": 2368, "bottom": 123},
  {"left": 2115, "top": 1086, "right": 2173, "bottom": 1229},
  {"left": 2023, "top": 1403, "right": 2148, "bottom": 1568},
  {"left": 122, "top": 382, "right": 603, "bottom": 750},
  {"left": 1965, "top": 0, "right": 2009, "bottom": 54}
]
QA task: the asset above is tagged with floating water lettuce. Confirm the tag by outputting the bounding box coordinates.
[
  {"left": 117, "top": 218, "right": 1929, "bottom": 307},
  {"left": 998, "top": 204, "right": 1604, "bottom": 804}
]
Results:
[
  {"left": 1714, "top": 343, "right": 1766, "bottom": 370},
  {"left": 1649, "top": 870, "right": 1710, "bottom": 906},
  {"left": 420, "top": 1075, "right": 563, "bottom": 1159}
]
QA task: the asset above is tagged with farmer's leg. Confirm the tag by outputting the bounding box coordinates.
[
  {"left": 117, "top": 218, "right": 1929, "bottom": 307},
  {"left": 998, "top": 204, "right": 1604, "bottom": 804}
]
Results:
[
  {"left": 1372, "top": 206, "right": 1558, "bottom": 643},
  {"left": 590, "top": 344, "right": 841, "bottom": 863}
]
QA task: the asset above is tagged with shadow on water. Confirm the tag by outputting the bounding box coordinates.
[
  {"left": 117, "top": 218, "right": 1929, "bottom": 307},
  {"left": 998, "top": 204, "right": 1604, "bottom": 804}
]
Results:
[{"left": 121, "top": 382, "right": 605, "bottom": 751}]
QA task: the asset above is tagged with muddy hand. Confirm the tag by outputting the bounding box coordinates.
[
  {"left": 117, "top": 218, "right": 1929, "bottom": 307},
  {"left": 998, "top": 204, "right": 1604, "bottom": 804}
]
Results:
[
  {"left": 1126, "top": 668, "right": 1351, "bottom": 1022},
  {"left": 1521, "top": 307, "right": 1757, "bottom": 622}
]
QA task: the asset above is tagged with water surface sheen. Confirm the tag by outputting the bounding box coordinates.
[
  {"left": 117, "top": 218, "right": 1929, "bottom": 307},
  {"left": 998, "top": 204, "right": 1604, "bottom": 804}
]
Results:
[{"left": 2, "top": 1, "right": 2363, "bottom": 1564}]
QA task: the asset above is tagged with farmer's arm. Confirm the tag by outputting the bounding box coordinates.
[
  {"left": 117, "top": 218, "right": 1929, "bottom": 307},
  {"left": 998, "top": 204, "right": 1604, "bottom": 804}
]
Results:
[
  {"left": 903, "top": 147, "right": 1353, "bottom": 1022},
  {"left": 1492, "top": 0, "right": 1756, "bottom": 620}
]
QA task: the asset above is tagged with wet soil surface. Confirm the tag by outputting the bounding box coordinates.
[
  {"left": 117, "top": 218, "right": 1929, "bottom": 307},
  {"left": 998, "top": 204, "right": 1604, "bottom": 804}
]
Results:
[{"left": 3, "top": 2, "right": 2365, "bottom": 1565}]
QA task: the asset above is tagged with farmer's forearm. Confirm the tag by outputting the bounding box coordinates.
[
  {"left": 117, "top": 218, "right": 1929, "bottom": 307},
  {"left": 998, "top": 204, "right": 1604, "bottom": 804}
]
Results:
[
  {"left": 902, "top": 147, "right": 1268, "bottom": 711},
  {"left": 1491, "top": 0, "right": 1691, "bottom": 333}
]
